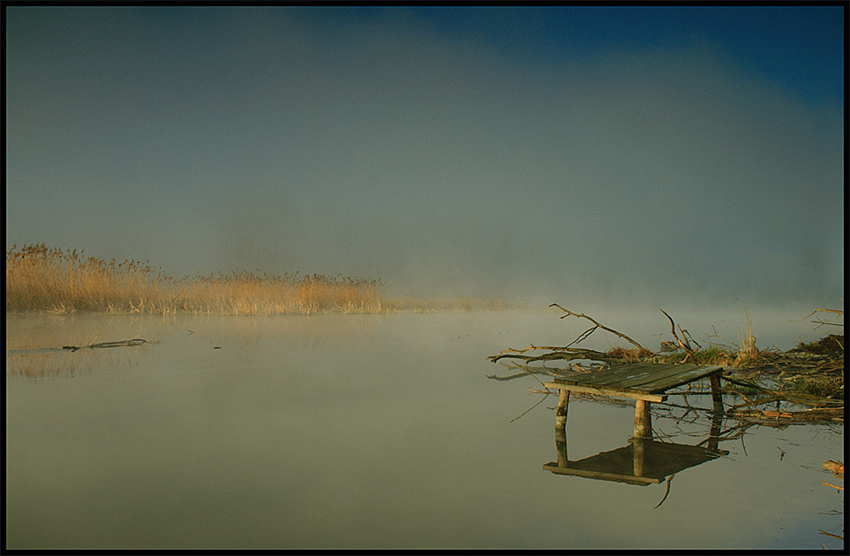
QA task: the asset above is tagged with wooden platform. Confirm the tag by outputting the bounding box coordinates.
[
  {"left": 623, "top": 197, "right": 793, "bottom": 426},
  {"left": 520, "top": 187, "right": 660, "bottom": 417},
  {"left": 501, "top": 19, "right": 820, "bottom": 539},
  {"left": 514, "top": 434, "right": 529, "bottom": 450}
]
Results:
[
  {"left": 544, "top": 363, "right": 726, "bottom": 437},
  {"left": 543, "top": 439, "right": 728, "bottom": 485},
  {"left": 544, "top": 363, "right": 724, "bottom": 402}
]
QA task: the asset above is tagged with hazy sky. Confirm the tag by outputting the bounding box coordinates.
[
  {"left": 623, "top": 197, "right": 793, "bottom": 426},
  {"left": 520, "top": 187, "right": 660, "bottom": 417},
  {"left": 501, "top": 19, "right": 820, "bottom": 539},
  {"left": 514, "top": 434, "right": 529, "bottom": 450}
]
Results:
[{"left": 5, "top": 5, "right": 845, "bottom": 308}]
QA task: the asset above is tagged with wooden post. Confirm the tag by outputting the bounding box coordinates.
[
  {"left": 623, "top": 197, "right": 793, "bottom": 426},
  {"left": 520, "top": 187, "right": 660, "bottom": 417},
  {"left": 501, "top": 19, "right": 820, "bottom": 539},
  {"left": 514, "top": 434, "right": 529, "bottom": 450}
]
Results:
[
  {"left": 633, "top": 399, "right": 652, "bottom": 477},
  {"left": 708, "top": 373, "right": 724, "bottom": 452},
  {"left": 555, "top": 425, "right": 568, "bottom": 467},
  {"left": 708, "top": 407, "right": 722, "bottom": 453},
  {"left": 709, "top": 374, "right": 724, "bottom": 415},
  {"left": 555, "top": 388, "right": 570, "bottom": 430},
  {"left": 634, "top": 399, "right": 652, "bottom": 439},
  {"left": 633, "top": 438, "right": 646, "bottom": 477}
]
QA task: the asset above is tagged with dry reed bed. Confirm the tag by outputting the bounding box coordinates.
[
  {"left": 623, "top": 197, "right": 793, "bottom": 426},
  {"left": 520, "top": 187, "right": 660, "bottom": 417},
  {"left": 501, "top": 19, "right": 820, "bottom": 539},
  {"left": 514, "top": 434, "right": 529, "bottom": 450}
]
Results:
[{"left": 6, "top": 244, "right": 383, "bottom": 315}]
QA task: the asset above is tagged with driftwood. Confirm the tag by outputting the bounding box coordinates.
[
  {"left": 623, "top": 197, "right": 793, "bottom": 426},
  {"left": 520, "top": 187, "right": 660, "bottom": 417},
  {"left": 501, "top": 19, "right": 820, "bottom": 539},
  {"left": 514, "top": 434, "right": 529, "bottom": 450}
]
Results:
[
  {"left": 729, "top": 407, "right": 844, "bottom": 423},
  {"left": 62, "top": 338, "right": 151, "bottom": 351}
]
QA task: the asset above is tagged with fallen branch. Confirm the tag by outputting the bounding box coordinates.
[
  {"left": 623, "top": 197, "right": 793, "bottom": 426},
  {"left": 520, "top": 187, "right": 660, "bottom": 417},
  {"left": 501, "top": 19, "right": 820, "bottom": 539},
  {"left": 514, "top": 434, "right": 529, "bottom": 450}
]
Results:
[
  {"left": 509, "top": 394, "right": 551, "bottom": 423},
  {"left": 730, "top": 407, "right": 844, "bottom": 423},
  {"left": 654, "top": 474, "right": 675, "bottom": 510},
  {"left": 62, "top": 338, "right": 151, "bottom": 351},
  {"left": 488, "top": 346, "right": 619, "bottom": 365},
  {"left": 818, "top": 529, "right": 844, "bottom": 541}
]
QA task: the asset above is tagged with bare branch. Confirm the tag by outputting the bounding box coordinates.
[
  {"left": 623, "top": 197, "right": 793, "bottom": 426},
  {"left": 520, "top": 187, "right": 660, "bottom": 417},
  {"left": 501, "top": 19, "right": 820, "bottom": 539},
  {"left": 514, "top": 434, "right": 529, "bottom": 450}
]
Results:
[
  {"left": 802, "top": 308, "right": 844, "bottom": 329},
  {"left": 549, "top": 303, "right": 647, "bottom": 352},
  {"left": 487, "top": 346, "right": 619, "bottom": 365},
  {"left": 660, "top": 309, "right": 693, "bottom": 353}
]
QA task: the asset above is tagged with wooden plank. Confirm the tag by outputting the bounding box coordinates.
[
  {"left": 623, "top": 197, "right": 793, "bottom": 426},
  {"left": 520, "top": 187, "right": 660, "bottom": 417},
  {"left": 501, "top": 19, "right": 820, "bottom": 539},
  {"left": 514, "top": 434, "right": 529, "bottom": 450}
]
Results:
[
  {"left": 553, "top": 363, "right": 680, "bottom": 388},
  {"left": 638, "top": 365, "right": 724, "bottom": 392},
  {"left": 544, "top": 382, "right": 666, "bottom": 402},
  {"left": 548, "top": 363, "right": 723, "bottom": 393},
  {"left": 550, "top": 363, "right": 687, "bottom": 389},
  {"left": 544, "top": 440, "right": 728, "bottom": 485},
  {"left": 542, "top": 463, "right": 660, "bottom": 485},
  {"left": 610, "top": 364, "right": 701, "bottom": 390}
]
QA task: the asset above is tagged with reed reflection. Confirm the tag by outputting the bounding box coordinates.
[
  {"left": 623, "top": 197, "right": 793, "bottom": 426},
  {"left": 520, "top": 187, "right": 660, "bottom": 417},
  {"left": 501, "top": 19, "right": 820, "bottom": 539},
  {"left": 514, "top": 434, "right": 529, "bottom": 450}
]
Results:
[{"left": 6, "top": 344, "right": 151, "bottom": 379}]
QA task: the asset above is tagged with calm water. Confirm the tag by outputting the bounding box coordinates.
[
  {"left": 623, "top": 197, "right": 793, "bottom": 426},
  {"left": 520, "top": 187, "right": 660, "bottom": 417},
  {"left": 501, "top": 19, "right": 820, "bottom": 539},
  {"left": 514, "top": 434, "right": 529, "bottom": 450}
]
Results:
[{"left": 5, "top": 310, "right": 844, "bottom": 549}]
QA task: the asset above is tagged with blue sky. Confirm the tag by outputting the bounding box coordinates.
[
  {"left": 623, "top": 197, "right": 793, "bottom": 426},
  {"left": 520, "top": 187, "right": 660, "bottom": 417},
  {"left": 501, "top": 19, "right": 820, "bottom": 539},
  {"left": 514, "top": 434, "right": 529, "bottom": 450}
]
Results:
[{"left": 5, "top": 4, "right": 845, "bottom": 309}]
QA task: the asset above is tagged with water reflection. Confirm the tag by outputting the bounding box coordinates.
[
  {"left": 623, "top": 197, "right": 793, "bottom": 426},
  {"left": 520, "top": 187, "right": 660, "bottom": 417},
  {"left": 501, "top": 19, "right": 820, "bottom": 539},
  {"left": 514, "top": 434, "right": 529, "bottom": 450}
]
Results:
[
  {"left": 6, "top": 311, "right": 844, "bottom": 549},
  {"left": 5, "top": 345, "right": 151, "bottom": 378},
  {"left": 546, "top": 409, "right": 729, "bottom": 486},
  {"left": 540, "top": 363, "right": 731, "bottom": 487},
  {"left": 5, "top": 312, "right": 379, "bottom": 378}
]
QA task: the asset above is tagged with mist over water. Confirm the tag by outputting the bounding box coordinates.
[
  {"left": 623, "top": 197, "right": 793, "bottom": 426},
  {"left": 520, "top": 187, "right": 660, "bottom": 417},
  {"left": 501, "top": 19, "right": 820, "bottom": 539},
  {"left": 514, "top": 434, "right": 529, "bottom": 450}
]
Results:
[
  {"left": 5, "top": 7, "right": 844, "bottom": 312},
  {"left": 5, "top": 312, "right": 844, "bottom": 549}
]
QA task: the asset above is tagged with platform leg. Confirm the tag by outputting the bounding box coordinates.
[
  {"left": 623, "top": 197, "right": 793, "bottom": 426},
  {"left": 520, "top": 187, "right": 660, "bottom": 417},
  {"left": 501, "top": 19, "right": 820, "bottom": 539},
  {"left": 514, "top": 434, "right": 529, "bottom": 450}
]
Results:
[
  {"left": 708, "top": 407, "right": 723, "bottom": 452},
  {"left": 634, "top": 399, "right": 652, "bottom": 439},
  {"left": 555, "top": 388, "right": 570, "bottom": 430},
  {"left": 633, "top": 438, "right": 646, "bottom": 477},
  {"left": 555, "top": 426, "right": 568, "bottom": 467},
  {"left": 710, "top": 374, "right": 724, "bottom": 414}
]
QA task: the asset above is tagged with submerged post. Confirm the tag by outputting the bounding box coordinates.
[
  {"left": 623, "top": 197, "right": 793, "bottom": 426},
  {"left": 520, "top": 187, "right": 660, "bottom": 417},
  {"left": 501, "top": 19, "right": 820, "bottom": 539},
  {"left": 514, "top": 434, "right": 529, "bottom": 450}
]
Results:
[
  {"left": 555, "top": 388, "right": 570, "bottom": 430},
  {"left": 708, "top": 372, "right": 724, "bottom": 452},
  {"left": 709, "top": 374, "right": 724, "bottom": 414},
  {"left": 555, "top": 426, "right": 568, "bottom": 467},
  {"left": 633, "top": 399, "right": 652, "bottom": 477},
  {"left": 708, "top": 406, "right": 723, "bottom": 453},
  {"left": 632, "top": 438, "right": 646, "bottom": 477}
]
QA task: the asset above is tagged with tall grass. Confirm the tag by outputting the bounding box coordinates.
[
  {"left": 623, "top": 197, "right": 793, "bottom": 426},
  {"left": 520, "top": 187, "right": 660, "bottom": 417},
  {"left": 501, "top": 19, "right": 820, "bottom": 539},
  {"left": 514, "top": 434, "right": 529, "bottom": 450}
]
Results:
[{"left": 6, "top": 244, "right": 384, "bottom": 315}]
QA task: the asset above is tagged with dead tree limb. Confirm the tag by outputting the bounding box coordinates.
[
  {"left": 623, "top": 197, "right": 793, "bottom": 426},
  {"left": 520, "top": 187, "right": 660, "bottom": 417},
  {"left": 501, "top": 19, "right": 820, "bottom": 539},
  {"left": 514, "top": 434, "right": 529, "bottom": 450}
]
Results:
[
  {"left": 487, "top": 347, "right": 618, "bottom": 365},
  {"left": 549, "top": 303, "right": 648, "bottom": 352},
  {"left": 802, "top": 308, "right": 844, "bottom": 329},
  {"left": 62, "top": 337, "right": 151, "bottom": 351},
  {"left": 660, "top": 310, "right": 698, "bottom": 363}
]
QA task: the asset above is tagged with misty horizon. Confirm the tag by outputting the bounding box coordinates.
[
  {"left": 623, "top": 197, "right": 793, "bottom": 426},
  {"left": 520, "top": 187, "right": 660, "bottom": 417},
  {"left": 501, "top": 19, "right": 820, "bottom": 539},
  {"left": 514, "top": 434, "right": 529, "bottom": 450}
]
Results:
[{"left": 5, "top": 6, "right": 845, "bottom": 311}]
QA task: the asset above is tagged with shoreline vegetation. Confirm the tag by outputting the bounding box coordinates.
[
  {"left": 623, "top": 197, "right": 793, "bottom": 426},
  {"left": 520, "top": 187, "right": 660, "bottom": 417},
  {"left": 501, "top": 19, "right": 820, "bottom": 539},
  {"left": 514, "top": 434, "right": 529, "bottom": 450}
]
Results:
[
  {"left": 487, "top": 304, "right": 844, "bottom": 424},
  {"left": 6, "top": 244, "right": 513, "bottom": 315}
]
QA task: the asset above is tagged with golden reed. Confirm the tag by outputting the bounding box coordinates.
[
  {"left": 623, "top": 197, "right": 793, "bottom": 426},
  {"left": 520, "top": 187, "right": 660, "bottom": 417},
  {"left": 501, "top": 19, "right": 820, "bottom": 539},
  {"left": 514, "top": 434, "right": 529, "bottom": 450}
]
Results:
[{"left": 6, "top": 244, "right": 384, "bottom": 315}]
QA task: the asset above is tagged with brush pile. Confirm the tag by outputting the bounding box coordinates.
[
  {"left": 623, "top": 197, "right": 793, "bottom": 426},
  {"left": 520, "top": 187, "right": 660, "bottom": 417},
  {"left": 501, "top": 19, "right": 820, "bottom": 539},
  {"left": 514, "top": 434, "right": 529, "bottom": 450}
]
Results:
[{"left": 487, "top": 305, "right": 844, "bottom": 423}]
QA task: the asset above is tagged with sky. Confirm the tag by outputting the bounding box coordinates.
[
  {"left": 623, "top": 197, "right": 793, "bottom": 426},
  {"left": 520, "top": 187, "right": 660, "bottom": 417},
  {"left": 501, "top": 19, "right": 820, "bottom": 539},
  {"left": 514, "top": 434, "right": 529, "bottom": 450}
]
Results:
[{"left": 5, "top": 4, "right": 845, "bottom": 311}]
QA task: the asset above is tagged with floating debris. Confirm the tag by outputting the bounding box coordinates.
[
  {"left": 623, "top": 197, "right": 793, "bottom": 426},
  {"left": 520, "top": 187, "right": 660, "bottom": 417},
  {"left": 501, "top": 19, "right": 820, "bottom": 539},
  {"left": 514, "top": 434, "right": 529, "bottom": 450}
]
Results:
[{"left": 62, "top": 338, "right": 152, "bottom": 351}]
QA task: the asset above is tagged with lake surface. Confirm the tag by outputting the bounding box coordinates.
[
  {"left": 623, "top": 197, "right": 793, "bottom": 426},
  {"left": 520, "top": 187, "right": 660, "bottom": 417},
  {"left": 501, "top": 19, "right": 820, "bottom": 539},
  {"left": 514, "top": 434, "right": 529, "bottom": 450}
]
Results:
[{"left": 5, "top": 310, "right": 844, "bottom": 549}]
